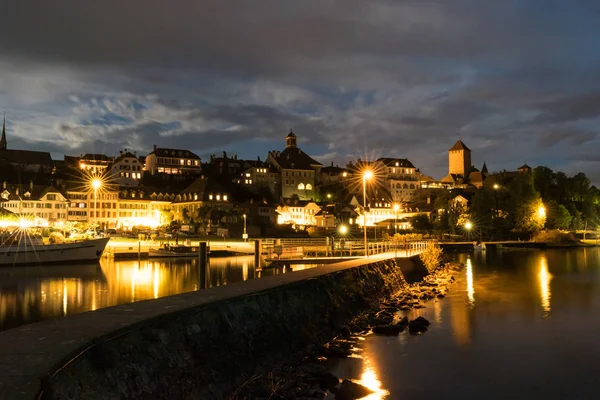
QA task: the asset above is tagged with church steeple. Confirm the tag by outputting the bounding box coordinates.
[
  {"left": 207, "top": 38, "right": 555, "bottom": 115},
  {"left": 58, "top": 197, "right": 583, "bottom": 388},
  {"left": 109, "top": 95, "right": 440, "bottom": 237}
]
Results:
[
  {"left": 0, "top": 115, "right": 7, "bottom": 150},
  {"left": 286, "top": 129, "right": 297, "bottom": 148}
]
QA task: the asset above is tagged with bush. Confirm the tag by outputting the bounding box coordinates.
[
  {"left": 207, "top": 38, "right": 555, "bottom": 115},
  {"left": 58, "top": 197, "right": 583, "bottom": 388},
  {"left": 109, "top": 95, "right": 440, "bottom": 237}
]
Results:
[
  {"left": 49, "top": 232, "right": 65, "bottom": 244},
  {"left": 419, "top": 244, "right": 443, "bottom": 273}
]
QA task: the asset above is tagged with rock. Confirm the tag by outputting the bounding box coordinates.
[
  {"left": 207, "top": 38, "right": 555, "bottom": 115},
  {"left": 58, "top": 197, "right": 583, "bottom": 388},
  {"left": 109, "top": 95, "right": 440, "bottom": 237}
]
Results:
[
  {"left": 398, "top": 316, "right": 409, "bottom": 326},
  {"left": 340, "top": 326, "right": 351, "bottom": 337},
  {"left": 437, "top": 293, "right": 445, "bottom": 299},
  {"left": 408, "top": 316, "right": 430, "bottom": 334},
  {"left": 372, "top": 323, "right": 405, "bottom": 335},
  {"left": 335, "top": 379, "right": 373, "bottom": 400},
  {"left": 413, "top": 304, "right": 425, "bottom": 309}
]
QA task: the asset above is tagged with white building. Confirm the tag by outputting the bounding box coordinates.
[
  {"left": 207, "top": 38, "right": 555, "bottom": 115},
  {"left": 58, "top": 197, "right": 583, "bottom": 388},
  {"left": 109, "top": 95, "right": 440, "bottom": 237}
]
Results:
[
  {"left": 109, "top": 150, "right": 144, "bottom": 187},
  {"left": 145, "top": 146, "right": 201, "bottom": 175}
]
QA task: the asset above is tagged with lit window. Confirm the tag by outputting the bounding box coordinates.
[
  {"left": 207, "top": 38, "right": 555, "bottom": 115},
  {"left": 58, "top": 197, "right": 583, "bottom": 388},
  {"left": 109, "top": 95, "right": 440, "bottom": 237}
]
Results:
[
  {"left": 306, "top": 184, "right": 313, "bottom": 190},
  {"left": 223, "top": 195, "right": 228, "bottom": 201},
  {"left": 216, "top": 195, "right": 221, "bottom": 201},
  {"left": 246, "top": 173, "right": 251, "bottom": 177},
  {"left": 298, "top": 183, "right": 305, "bottom": 190},
  {"left": 194, "top": 194, "right": 198, "bottom": 201},
  {"left": 209, "top": 194, "right": 213, "bottom": 200},
  {"left": 194, "top": 160, "right": 199, "bottom": 166},
  {"left": 180, "top": 159, "right": 184, "bottom": 165}
]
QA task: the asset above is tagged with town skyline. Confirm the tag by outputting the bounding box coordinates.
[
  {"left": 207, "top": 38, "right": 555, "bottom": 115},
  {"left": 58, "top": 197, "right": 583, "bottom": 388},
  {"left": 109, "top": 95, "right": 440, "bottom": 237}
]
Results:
[{"left": 2, "top": 1, "right": 600, "bottom": 184}]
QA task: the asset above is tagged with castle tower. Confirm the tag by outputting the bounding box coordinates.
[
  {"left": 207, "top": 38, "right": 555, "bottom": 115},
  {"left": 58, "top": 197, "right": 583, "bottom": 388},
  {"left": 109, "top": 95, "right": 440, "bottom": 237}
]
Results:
[
  {"left": 286, "top": 130, "right": 297, "bottom": 148},
  {"left": 0, "top": 116, "right": 6, "bottom": 150},
  {"left": 448, "top": 139, "right": 471, "bottom": 180}
]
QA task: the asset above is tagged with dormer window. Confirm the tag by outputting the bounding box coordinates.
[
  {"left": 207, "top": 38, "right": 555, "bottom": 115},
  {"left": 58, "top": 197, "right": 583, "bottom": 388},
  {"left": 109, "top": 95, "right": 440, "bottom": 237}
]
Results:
[
  {"left": 216, "top": 195, "right": 221, "bottom": 201},
  {"left": 194, "top": 194, "right": 198, "bottom": 201},
  {"left": 209, "top": 194, "right": 213, "bottom": 200}
]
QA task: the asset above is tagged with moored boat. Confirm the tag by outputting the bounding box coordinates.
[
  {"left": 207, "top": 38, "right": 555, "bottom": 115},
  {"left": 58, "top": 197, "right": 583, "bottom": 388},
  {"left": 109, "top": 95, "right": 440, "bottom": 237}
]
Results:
[
  {"left": 0, "top": 237, "right": 110, "bottom": 267},
  {"left": 149, "top": 244, "right": 200, "bottom": 258}
]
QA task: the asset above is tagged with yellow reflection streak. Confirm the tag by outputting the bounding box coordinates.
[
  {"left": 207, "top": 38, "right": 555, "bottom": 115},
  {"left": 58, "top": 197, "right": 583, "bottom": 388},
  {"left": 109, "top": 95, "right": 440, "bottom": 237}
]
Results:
[
  {"left": 538, "top": 256, "right": 552, "bottom": 316},
  {"left": 62, "top": 279, "right": 68, "bottom": 316},
  {"left": 242, "top": 261, "right": 248, "bottom": 281},
  {"left": 466, "top": 258, "right": 475, "bottom": 307},
  {"left": 357, "top": 356, "right": 390, "bottom": 399},
  {"left": 153, "top": 268, "right": 159, "bottom": 299}
]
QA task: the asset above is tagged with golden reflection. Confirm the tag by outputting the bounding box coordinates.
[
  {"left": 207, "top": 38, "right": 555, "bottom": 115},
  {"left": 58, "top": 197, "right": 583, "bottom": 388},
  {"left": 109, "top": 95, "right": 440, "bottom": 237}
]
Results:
[
  {"left": 357, "top": 356, "right": 390, "bottom": 399},
  {"left": 62, "top": 279, "right": 68, "bottom": 316},
  {"left": 243, "top": 261, "right": 249, "bottom": 281},
  {"left": 538, "top": 255, "right": 552, "bottom": 316},
  {"left": 466, "top": 258, "right": 475, "bottom": 307}
]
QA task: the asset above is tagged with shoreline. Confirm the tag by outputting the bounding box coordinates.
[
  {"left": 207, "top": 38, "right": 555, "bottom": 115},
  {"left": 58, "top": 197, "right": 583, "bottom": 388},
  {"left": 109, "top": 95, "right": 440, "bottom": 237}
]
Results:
[{"left": 231, "top": 259, "right": 465, "bottom": 399}]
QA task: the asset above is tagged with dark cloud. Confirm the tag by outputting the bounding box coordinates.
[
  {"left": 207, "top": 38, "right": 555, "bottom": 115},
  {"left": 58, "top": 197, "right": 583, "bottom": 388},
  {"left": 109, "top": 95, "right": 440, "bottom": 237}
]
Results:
[{"left": 2, "top": 0, "right": 600, "bottom": 183}]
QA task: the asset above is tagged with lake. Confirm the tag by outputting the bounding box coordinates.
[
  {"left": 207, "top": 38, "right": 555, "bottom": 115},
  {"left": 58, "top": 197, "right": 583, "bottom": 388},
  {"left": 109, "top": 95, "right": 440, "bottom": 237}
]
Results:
[
  {"left": 0, "top": 256, "right": 315, "bottom": 332},
  {"left": 330, "top": 247, "right": 600, "bottom": 399}
]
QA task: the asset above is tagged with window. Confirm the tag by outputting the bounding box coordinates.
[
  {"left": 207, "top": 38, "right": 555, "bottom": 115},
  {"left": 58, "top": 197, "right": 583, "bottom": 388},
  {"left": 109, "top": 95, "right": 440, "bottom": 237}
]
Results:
[
  {"left": 216, "top": 195, "right": 221, "bottom": 201},
  {"left": 209, "top": 194, "right": 213, "bottom": 200},
  {"left": 223, "top": 195, "right": 228, "bottom": 201},
  {"left": 298, "top": 183, "right": 305, "bottom": 190},
  {"left": 306, "top": 184, "right": 313, "bottom": 190}
]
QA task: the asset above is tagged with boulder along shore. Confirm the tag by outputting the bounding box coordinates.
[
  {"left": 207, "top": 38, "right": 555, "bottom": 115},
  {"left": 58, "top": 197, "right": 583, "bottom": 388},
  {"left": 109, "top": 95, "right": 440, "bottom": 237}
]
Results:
[{"left": 230, "top": 260, "right": 465, "bottom": 399}]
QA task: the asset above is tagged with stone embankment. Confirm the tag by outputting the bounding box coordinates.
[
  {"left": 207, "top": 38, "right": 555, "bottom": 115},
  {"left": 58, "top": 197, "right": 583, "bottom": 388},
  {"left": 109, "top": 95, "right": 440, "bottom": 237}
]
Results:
[
  {"left": 231, "top": 261, "right": 464, "bottom": 399},
  {"left": 1, "top": 254, "right": 435, "bottom": 399}
]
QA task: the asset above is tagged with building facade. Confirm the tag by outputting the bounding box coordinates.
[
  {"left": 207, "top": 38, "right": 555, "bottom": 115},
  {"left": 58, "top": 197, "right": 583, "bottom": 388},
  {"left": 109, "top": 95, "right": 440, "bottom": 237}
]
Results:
[
  {"left": 267, "top": 131, "right": 322, "bottom": 200},
  {"left": 145, "top": 146, "right": 201, "bottom": 175}
]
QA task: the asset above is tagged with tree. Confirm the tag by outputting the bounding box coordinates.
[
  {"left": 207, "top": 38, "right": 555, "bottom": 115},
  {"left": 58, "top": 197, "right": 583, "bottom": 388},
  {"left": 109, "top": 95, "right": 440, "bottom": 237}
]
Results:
[
  {"left": 533, "top": 166, "right": 556, "bottom": 201},
  {"left": 546, "top": 201, "right": 572, "bottom": 230},
  {"left": 411, "top": 213, "right": 433, "bottom": 232}
]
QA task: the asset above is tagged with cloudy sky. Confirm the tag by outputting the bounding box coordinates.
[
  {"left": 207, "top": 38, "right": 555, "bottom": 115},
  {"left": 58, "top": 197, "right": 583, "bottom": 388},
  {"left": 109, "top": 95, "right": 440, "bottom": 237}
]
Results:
[{"left": 1, "top": 0, "right": 600, "bottom": 182}]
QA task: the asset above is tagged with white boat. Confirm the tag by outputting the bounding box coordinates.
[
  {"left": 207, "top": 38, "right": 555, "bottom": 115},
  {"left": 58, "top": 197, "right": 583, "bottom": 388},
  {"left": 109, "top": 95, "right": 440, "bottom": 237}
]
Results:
[{"left": 0, "top": 237, "right": 110, "bottom": 267}]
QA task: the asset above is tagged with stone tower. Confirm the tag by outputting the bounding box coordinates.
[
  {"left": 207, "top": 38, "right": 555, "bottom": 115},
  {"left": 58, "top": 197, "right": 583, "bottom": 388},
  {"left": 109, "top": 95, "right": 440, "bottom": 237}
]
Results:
[
  {"left": 286, "top": 130, "right": 297, "bottom": 148},
  {"left": 448, "top": 139, "right": 471, "bottom": 180}
]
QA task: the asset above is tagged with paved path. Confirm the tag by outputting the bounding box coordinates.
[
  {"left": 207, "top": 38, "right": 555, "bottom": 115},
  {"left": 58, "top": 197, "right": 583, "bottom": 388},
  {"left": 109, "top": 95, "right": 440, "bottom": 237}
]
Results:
[{"left": 0, "top": 252, "right": 403, "bottom": 399}]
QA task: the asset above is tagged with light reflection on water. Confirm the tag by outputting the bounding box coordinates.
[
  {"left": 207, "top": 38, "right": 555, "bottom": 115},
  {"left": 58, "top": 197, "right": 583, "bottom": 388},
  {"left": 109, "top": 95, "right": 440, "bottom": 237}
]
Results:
[
  {"left": 0, "top": 256, "right": 318, "bottom": 332},
  {"left": 331, "top": 248, "right": 600, "bottom": 399}
]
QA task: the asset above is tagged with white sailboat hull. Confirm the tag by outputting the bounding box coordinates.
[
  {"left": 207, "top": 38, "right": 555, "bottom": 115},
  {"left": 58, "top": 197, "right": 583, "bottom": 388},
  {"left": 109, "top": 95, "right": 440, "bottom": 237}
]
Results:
[{"left": 0, "top": 238, "right": 110, "bottom": 267}]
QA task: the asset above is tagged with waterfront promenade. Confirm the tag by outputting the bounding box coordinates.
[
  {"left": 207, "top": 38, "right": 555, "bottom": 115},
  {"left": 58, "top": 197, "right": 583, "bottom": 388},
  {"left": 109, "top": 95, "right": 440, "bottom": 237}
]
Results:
[{"left": 0, "top": 247, "right": 429, "bottom": 399}]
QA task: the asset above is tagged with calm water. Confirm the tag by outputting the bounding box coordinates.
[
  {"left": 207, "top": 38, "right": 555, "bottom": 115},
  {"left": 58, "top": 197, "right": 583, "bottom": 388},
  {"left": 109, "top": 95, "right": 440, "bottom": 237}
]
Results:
[
  {"left": 331, "top": 247, "right": 600, "bottom": 400},
  {"left": 0, "top": 256, "right": 313, "bottom": 332}
]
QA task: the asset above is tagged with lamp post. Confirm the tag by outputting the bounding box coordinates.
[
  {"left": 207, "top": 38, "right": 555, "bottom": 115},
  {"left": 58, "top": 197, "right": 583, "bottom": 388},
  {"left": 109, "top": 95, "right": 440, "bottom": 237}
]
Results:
[
  {"left": 363, "top": 170, "right": 373, "bottom": 257},
  {"left": 242, "top": 213, "right": 248, "bottom": 242},
  {"left": 338, "top": 224, "right": 348, "bottom": 257},
  {"left": 92, "top": 178, "right": 102, "bottom": 232},
  {"left": 465, "top": 221, "right": 472, "bottom": 241}
]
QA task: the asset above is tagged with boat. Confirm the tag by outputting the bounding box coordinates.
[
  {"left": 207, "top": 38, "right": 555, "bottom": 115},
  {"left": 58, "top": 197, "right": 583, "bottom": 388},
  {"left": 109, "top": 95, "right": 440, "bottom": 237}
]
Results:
[
  {"left": 0, "top": 237, "right": 110, "bottom": 267},
  {"left": 149, "top": 244, "right": 201, "bottom": 258}
]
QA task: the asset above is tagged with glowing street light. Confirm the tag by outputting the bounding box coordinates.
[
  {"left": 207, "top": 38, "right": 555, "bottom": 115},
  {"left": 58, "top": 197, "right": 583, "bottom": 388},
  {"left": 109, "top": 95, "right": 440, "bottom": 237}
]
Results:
[
  {"left": 493, "top": 183, "right": 499, "bottom": 190},
  {"left": 338, "top": 225, "right": 348, "bottom": 235},
  {"left": 537, "top": 206, "right": 546, "bottom": 219},
  {"left": 363, "top": 169, "right": 373, "bottom": 257},
  {"left": 465, "top": 221, "right": 473, "bottom": 231}
]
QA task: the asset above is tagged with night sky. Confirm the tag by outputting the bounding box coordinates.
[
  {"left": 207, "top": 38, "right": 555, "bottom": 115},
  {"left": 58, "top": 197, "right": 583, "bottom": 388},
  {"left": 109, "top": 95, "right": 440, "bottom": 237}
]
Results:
[{"left": 1, "top": 1, "right": 600, "bottom": 182}]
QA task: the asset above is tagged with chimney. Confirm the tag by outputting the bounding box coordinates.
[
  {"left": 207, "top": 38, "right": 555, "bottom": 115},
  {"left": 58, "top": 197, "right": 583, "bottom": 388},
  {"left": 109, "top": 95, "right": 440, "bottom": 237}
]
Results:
[
  {"left": 15, "top": 188, "right": 19, "bottom": 195},
  {"left": 2, "top": 181, "right": 5, "bottom": 189},
  {"left": 30, "top": 180, "right": 33, "bottom": 190},
  {"left": 427, "top": 196, "right": 431, "bottom": 205},
  {"left": 153, "top": 144, "right": 157, "bottom": 151},
  {"left": 331, "top": 161, "right": 334, "bottom": 167}
]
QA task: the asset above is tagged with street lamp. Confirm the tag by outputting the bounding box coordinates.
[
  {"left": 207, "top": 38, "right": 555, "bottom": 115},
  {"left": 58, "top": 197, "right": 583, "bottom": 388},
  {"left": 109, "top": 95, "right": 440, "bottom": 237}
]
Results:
[
  {"left": 363, "top": 170, "right": 373, "bottom": 257},
  {"left": 537, "top": 206, "right": 546, "bottom": 219},
  {"left": 242, "top": 213, "right": 248, "bottom": 242},
  {"left": 92, "top": 178, "right": 102, "bottom": 232}
]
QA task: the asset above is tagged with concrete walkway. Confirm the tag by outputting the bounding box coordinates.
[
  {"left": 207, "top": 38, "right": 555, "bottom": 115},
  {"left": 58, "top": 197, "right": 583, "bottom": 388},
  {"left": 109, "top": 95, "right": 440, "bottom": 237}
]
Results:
[{"left": 0, "top": 252, "right": 404, "bottom": 399}]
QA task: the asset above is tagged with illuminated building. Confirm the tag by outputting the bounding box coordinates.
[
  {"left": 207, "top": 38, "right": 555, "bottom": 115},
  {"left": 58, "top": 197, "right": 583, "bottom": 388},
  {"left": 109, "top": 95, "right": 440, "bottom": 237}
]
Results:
[
  {"left": 77, "top": 153, "right": 113, "bottom": 175},
  {"left": 374, "top": 157, "right": 420, "bottom": 202},
  {"left": 0, "top": 182, "right": 69, "bottom": 226},
  {"left": 267, "top": 131, "right": 322, "bottom": 200},
  {"left": 169, "top": 176, "right": 232, "bottom": 232},
  {"left": 145, "top": 145, "right": 201, "bottom": 175},
  {"left": 109, "top": 150, "right": 144, "bottom": 187},
  {"left": 275, "top": 199, "right": 321, "bottom": 227}
]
